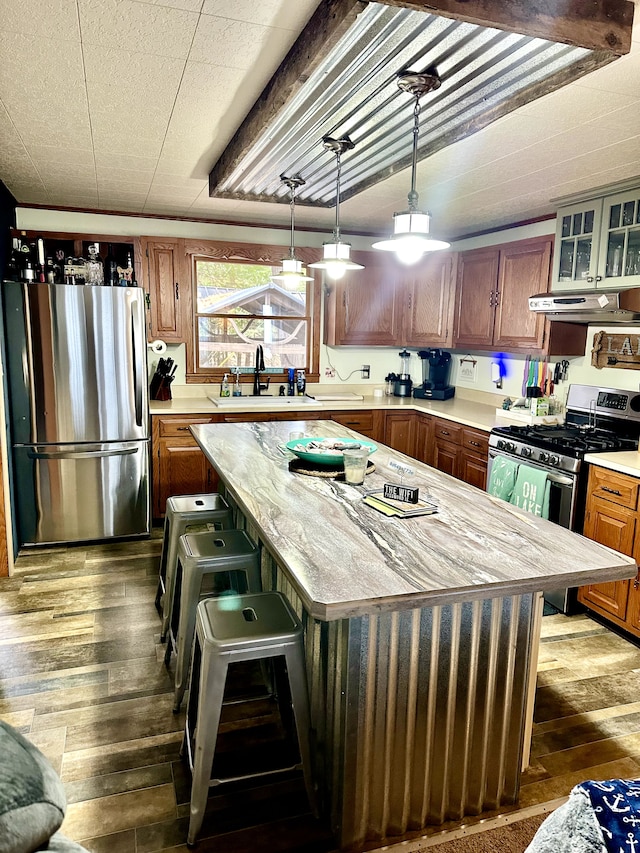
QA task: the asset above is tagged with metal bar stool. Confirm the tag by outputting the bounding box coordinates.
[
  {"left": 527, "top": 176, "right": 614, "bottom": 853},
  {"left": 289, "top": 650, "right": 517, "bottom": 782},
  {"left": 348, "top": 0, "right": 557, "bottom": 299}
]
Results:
[
  {"left": 165, "top": 530, "right": 261, "bottom": 712},
  {"left": 156, "top": 494, "right": 234, "bottom": 641},
  {"left": 183, "top": 592, "right": 316, "bottom": 847}
]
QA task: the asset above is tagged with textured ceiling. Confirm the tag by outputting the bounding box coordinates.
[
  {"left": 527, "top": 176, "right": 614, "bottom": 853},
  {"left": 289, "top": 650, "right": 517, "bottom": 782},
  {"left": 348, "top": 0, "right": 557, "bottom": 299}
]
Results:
[{"left": 1, "top": 0, "right": 640, "bottom": 241}]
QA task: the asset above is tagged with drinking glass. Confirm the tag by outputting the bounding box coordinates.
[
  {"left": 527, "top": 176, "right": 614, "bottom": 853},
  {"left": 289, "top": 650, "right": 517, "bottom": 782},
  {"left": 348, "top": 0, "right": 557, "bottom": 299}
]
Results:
[{"left": 342, "top": 448, "right": 369, "bottom": 485}]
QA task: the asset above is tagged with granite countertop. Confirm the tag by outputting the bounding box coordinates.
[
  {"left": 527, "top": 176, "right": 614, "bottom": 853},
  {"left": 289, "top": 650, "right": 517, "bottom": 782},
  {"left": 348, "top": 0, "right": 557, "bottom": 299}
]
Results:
[
  {"left": 191, "top": 419, "right": 635, "bottom": 622},
  {"left": 152, "top": 392, "right": 516, "bottom": 432},
  {"left": 585, "top": 451, "right": 640, "bottom": 478}
]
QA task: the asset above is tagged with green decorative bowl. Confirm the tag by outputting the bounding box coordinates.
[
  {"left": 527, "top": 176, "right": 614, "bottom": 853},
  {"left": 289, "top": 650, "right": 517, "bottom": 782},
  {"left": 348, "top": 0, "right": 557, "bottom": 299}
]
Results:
[{"left": 285, "top": 437, "right": 377, "bottom": 466}]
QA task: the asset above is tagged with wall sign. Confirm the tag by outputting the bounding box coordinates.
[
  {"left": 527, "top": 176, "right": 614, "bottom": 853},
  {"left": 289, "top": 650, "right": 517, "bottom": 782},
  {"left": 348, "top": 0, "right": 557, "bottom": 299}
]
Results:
[{"left": 592, "top": 331, "right": 640, "bottom": 370}]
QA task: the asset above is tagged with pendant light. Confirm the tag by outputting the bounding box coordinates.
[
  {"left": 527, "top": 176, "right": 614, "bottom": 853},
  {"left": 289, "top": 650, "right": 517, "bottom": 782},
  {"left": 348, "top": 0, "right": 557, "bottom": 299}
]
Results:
[
  {"left": 272, "top": 174, "right": 313, "bottom": 290},
  {"left": 372, "top": 71, "right": 450, "bottom": 265},
  {"left": 310, "top": 136, "right": 363, "bottom": 281}
]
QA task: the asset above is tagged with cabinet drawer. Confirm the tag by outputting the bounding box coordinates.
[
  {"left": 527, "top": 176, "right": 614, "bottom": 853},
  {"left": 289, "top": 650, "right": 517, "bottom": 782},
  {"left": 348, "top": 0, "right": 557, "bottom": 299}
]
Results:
[
  {"left": 433, "top": 419, "right": 462, "bottom": 445},
  {"left": 589, "top": 466, "right": 639, "bottom": 510},
  {"left": 158, "top": 416, "right": 216, "bottom": 437},
  {"left": 331, "top": 412, "right": 374, "bottom": 432},
  {"left": 461, "top": 427, "right": 489, "bottom": 456}
]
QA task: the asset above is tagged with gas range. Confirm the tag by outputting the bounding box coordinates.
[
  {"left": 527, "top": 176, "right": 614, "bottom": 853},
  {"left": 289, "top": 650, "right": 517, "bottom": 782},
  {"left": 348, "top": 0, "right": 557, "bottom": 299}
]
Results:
[
  {"left": 489, "top": 424, "right": 637, "bottom": 474},
  {"left": 489, "top": 384, "right": 640, "bottom": 475}
]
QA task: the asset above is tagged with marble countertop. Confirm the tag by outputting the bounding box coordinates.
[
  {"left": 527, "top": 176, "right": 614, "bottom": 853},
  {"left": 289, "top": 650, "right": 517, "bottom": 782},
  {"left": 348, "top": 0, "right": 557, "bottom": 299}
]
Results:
[
  {"left": 191, "top": 419, "right": 635, "bottom": 622},
  {"left": 585, "top": 451, "right": 640, "bottom": 478},
  {"left": 152, "top": 392, "right": 516, "bottom": 432}
]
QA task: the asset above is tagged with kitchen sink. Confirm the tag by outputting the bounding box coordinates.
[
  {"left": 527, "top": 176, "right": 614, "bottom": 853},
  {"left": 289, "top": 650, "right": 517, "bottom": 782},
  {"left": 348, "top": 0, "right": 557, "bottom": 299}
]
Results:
[{"left": 208, "top": 394, "right": 322, "bottom": 407}]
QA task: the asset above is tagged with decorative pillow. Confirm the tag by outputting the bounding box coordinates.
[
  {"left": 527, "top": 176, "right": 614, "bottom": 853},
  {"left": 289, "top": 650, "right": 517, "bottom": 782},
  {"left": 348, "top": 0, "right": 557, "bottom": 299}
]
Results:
[{"left": 0, "top": 721, "right": 66, "bottom": 853}]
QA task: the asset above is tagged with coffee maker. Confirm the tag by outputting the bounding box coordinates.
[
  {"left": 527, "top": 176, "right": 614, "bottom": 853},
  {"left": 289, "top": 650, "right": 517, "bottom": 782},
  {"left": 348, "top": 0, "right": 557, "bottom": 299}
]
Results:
[
  {"left": 393, "top": 349, "right": 413, "bottom": 397},
  {"left": 413, "top": 349, "right": 455, "bottom": 400}
]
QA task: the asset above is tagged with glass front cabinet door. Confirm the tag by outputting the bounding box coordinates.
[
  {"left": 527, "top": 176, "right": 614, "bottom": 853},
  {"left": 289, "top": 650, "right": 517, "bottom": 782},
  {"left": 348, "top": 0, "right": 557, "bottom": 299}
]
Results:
[
  {"left": 551, "top": 200, "right": 603, "bottom": 290},
  {"left": 597, "top": 189, "right": 640, "bottom": 287}
]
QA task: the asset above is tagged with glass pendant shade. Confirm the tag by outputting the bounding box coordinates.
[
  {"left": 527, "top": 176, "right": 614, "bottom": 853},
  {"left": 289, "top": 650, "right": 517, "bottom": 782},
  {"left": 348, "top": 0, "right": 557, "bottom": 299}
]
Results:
[
  {"left": 372, "top": 71, "right": 449, "bottom": 265},
  {"left": 373, "top": 210, "right": 450, "bottom": 265},
  {"left": 311, "top": 240, "right": 363, "bottom": 280},
  {"left": 309, "top": 135, "right": 363, "bottom": 281},
  {"left": 272, "top": 173, "right": 313, "bottom": 290}
]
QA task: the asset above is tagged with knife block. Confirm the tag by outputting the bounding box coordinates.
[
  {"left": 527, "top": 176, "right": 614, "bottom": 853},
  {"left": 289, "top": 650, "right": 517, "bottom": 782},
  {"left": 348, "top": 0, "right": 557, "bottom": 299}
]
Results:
[{"left": 150, "top": 372, "right": 173, "bottom": 401}]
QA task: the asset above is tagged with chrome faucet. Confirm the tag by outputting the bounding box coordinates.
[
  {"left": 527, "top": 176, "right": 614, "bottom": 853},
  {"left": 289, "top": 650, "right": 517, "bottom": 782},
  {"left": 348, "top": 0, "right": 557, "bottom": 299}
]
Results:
[{"left": 252, "top": 345, "right": 270, "bottom": 396}]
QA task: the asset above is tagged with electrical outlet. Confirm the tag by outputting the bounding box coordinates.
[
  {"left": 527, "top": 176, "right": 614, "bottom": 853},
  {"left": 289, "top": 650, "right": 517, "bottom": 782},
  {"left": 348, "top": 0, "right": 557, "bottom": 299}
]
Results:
[
  {"left": 325, "top": 367, "right": 335, "bottom": 377},
  {"left": 361, "top": 364, "right": 370, "bottom": 379}
]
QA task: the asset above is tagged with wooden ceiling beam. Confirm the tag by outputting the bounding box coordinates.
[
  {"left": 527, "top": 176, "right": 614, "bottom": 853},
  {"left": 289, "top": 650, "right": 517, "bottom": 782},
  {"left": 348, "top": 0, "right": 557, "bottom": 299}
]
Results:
[
  {"left": 377, "top": 0, "right": 634, "bottom": 56},
  {"left": 209, "top": 0, "right": 366, "bottom": 198}
]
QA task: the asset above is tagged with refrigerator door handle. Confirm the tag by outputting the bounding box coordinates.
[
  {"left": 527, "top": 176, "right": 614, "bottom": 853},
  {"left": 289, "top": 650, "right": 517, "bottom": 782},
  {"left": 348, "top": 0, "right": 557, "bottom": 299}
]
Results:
[
  {"left": 131, "top": 299, "right": 144, "bottom": 428},
  {"left": 27, "top": 448, "right": 138, "bottom": 460}
]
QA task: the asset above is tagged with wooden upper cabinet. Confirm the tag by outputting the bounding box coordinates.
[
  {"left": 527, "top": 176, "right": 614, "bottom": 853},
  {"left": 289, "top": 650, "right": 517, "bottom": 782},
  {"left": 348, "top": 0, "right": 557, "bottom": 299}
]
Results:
[
  {"left": 493, "top": 239, "right": 550, "bottom": 349},
  {"left": 453, "top": 237, "right": 586, "bottom": 355},
  {"left": 143, "top": 237, "right": 184, "bottom": 342},
  {"left": 324, "top": 255, "right": 400, "bottom": 346},
  {"left": 453, "top": 248, "right": 500, "bottom": 349},
  {"left": 324, "top": 250, "right": 456, "bottom": 349},
  {"left": 400, "top": 252, "right": 456, "bottom": 347}
]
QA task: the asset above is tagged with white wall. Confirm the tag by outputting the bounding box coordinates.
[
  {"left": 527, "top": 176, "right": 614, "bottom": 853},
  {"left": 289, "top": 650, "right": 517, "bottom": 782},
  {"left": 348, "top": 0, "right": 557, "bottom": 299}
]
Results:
[{"left": 21, "top": 207, "right": 640, "bottom": 400}]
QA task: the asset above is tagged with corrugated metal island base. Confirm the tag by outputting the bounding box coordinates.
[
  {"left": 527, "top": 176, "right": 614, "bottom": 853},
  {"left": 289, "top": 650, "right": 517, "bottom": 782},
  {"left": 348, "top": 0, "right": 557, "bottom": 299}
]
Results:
[{"left": 191, "top": 420, "right": 635, "bottom": 850}]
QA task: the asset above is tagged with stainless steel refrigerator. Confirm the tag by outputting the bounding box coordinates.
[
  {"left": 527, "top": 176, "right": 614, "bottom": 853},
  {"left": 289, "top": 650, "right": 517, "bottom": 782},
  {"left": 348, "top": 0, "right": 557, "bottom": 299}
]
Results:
[{"left": 3, "top": 281, "right": 150, "bottom": 546}]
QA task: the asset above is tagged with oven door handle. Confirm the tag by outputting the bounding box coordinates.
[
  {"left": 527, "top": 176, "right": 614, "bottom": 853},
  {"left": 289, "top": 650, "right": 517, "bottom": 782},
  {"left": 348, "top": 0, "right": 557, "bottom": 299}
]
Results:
[{"left": 545, "top": 471, "right": 575, "bottom": 487}]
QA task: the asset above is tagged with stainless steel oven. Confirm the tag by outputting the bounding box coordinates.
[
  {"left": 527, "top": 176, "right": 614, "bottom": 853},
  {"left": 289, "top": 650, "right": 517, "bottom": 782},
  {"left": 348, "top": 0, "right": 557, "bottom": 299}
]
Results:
[
  {"left": 488, "top": 384, "right": 640, "bottom": 614},
  {"left": 487, "top": 449, "right": 579, "bottom": 530}
]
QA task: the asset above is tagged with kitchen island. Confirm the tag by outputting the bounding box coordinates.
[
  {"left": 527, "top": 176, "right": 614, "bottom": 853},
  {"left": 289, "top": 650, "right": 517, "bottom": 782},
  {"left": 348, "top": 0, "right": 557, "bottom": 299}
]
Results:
[{"left": 191, "top": 419, "right": 636, "bottom": 850}]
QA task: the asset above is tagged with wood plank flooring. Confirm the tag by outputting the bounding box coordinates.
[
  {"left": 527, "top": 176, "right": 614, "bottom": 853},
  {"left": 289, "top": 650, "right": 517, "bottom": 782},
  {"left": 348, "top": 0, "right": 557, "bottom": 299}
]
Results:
[{"left": 2, "top": 534, "right": 640, "bottom": 852}]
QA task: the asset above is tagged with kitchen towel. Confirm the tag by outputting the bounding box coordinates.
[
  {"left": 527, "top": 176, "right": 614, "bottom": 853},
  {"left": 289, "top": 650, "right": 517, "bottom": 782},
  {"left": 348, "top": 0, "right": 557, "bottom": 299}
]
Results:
[
  {"left": 487, "top": 456, "right": 519, "bottom": 501},
  {"left": 509, "top": 464, "right": 550, "bottom": 519}
]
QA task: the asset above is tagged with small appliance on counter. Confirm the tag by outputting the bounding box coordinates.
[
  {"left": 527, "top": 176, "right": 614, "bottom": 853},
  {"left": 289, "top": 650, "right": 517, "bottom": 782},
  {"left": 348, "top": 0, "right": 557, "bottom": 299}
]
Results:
[
  {"left": 393, "top": 350, "right": 413, "bottom": 397},
  {"left": 413, "top": 349, "right": 455, "bottom": 400}
]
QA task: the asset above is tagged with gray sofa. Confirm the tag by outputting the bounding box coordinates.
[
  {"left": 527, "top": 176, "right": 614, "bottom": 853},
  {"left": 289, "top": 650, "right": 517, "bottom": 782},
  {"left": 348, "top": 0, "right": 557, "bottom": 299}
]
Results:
[{"left": 0, "top": 721, "right": 89, "bottom": 853}]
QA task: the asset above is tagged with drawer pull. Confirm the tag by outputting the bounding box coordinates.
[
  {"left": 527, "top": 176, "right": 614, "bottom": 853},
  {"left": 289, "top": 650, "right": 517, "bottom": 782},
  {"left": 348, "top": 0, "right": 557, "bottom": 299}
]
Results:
[
  {"left": 601, "top": 487, "right": 622, "bottom": 496},
  {"left": 469, "top": 440, "right": 481, "bottom": 447},
  {"left": 177, "top": 426, "right": 190, "bottom": 431},
  {"left": 441, "top": 430, "right": 449, "bottom": 436}
]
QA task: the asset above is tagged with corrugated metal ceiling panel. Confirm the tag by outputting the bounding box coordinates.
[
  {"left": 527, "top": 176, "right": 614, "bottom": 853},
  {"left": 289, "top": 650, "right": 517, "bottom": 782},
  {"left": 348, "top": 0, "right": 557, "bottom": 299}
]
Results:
[{"left": 212, "top": 2, "right": 591, "bottom": 207}]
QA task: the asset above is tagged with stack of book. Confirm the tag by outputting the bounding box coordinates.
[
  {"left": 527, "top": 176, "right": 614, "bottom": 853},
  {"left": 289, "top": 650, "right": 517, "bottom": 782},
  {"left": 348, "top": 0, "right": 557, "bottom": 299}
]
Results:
[{"left": 363, "top": 490, "right": 438, "bottom": 518}]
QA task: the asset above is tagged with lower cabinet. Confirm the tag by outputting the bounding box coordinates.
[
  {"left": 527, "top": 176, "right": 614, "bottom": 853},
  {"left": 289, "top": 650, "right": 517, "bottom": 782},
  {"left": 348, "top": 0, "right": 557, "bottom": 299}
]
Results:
[
  {"left": 429, "top": 417, "right": 489, "bottom": 489},
  {"left": 152, "top": 416, "right": 220, "bottom": 518},
  {"left": 384, "top": 412, "right": 416, "bottom": 456},
  {"left": 414, "top": 414, "right": 434, "bottom": 466},
  {"left": 459, "top": 427, "right": 489, "bottom": 490},
  {"left": 578, "top": 465, "right": 640, "bottom": 636}
]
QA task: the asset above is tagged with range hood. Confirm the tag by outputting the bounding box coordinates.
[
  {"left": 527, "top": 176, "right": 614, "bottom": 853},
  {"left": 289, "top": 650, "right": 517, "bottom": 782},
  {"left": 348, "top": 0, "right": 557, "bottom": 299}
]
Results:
[{"left": 529, "top": 289, "right": 640, "bottom": 324}]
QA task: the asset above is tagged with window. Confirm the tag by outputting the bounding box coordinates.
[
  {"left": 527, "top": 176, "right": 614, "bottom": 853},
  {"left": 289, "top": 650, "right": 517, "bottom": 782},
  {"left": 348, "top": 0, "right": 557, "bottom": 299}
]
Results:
[{"left": 185, "top": 241, "right": 320, "bottom": 383}]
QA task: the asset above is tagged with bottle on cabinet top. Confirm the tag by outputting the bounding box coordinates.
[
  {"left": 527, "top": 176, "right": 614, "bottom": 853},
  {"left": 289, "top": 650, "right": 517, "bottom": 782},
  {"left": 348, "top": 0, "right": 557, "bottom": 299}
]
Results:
[
  {"left": 117, "top": 251, "right": 134, "bottom": 286},
  {"left": 104, "top": 244, "right": 118, "bottom": 287},
  {"left": 84, "top": 243, "right": 104, "bottom": 286}
]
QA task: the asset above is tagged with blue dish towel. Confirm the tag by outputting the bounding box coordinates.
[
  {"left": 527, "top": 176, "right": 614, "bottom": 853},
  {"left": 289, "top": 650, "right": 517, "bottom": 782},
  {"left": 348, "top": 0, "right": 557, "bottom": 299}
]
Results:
[
  {"left": 487, "top": 456, "right": 519, "bottom": 502},
  {"left": 509, "top": 463, "right": 550, "bottom": 519}
]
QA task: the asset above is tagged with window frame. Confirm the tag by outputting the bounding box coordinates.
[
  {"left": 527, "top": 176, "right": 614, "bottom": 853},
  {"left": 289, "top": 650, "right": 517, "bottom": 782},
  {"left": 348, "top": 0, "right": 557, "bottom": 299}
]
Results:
[{"left": 183, "top": 238, "right": 321, "bottom": 385}]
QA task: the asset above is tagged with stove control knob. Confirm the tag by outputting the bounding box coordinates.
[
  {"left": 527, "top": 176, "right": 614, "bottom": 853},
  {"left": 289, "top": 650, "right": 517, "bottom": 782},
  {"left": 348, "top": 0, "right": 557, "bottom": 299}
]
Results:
[
  {"left": 497, "top": 440, "right": 515, "bottom": 452},
  {"left": 548, "top": 454, "right": 560, "bottom": 467},
  {"left": 520, "top": 447, "right": 533, "bottom": 458},
  {"left": 539, "top": 451, "right": 549, "bottom": 463}
]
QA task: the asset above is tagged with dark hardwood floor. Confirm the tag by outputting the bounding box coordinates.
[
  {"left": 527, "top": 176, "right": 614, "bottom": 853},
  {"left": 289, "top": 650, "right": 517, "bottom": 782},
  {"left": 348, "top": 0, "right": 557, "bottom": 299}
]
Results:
[{"left": 2, "top": 532, "right": 640, "bottom": 852}]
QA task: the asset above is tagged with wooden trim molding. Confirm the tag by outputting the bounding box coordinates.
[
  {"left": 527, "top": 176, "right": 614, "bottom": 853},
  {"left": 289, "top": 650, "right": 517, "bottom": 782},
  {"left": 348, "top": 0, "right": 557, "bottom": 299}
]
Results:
[{"left": 381, "top": 0, "right": 634, "bottom": 55}]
